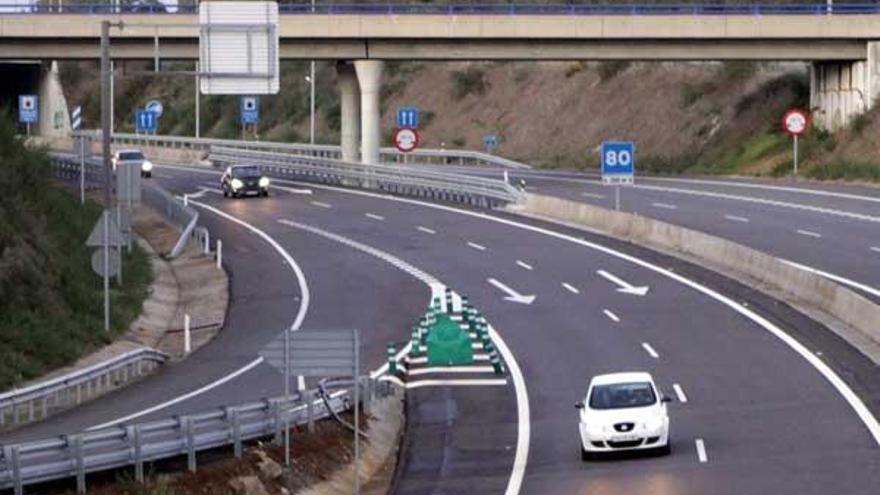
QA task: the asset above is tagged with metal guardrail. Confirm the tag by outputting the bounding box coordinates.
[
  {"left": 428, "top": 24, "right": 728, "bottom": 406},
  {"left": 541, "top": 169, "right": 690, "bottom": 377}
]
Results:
[
  {"left": 3, "top": 3, "right": 878, "bottom": 16},
  {"left": 49, "top": 153, "right": 200, "bottom": 259},
  {"left": 209, "top": 146, "right": 525, "bottom": 207},
  {"left": 81, "top": 131, "right": 533, "bottom": 169},
  {"left": 0, "top": 349, "right": 168, "bottom": 433},
  {"left": 0, "top": 379, "right": 386, "bottom": 494}
]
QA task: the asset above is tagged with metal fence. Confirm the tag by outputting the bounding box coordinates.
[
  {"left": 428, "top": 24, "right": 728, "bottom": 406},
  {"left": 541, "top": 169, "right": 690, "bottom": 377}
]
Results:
[
  {"left": 3, "top": 3, "right": 879, "bottom": 16},
  {"left": 209, "top": 146, "right": 525, "bottom": 207},
  {"left": 74, "top": 131, "right": 533, "bottom": 169},
  {"left": 0, "top": 349, "right": 168, "bottom": 433},
  {"left": 0, "top": 379, "right": 387, "bottom": 494}
]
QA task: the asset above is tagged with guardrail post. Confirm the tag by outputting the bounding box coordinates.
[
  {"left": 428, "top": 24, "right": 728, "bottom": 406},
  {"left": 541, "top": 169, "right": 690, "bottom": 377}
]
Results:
[
  {"left": 9, "top": 445, "right": 22, "bottom": 495},
  {"left": 364, "top": 377, "right": 373, "bottom": 416},
  {"left": 182, "top": 416, "right": 197, "bottom": 472},
  {"left": 271, "top": 400, "right": 283, "bottom": 446},
  {"left": 132, "top": 425, "right": 144, "bottom": 483},
  {"left": 216, "top": 240, "right": 223, "bottom": 269},
  {"left": 306, "top": 390, "right": 315, "bottom": 433},
  {"left": 184, "top": 314, "right": 192, "bottom": 354},
  {"left": 230, "top": 407, "right": 242, "bottom": 458},
  {"left": 72, "top": 434, "right": 86, "bottom": 493}
]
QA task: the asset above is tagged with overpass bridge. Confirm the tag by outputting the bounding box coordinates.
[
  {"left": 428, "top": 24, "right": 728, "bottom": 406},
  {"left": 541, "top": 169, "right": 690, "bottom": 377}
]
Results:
[{"left": 2, "top": 3, "right": 878, "bottom": 158}]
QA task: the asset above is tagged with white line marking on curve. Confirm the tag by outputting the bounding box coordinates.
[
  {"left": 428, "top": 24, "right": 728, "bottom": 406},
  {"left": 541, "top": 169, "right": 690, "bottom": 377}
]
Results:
[
  {"left": 277, "top": 219, "right": 529, "bottom": 495},
  {"left": 516, "top": 260, "right": 534, "bottom": 271},
  {"left": 581, "top": 192, "right": 605, "bottom": 199},
  {"left": 642, "top": 342, "right": 660, "bottom": 359},
  {"left": 562, "top": 282, "right": 580, "bottom": 294},
  {"left": 310, "top": 200, "right": 332, "bottom": 208},
  {"left": 651, "top": 202, "right": 678, "bottom": 210},
  {"left": 779, "top": 259, "right": 880, "bottom": 298},
  {"left": 603, "top": 309, "right": 620, "bottom": 323},
  {"left": 796, "top": 229, "right": 822, "bottom": 238},
  {"left": 695, "top": 438, "right": 708, "bottom": 463},
  {"left": 673, "top": 383, "right": 688, "bottom": 403},
  {"left": 467, "top": 241, "right": 487, "bottom": 251},
  {"left": 724, "top": 214, "right": 750, "bottom": 223},
  {"left": 872, "top": 246, "right": 880, "bottom": 253},
  {"left": 365, "top": 213, "right": 385, "bottom": 221},
  {"left": 417, "top": 226, "right": 436, "bottom": 235}
]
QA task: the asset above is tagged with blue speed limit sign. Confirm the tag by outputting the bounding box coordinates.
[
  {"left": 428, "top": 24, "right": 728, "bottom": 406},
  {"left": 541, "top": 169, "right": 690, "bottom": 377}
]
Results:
[{"left": 600, "top": 141, "right": 635, "bottom": 183}]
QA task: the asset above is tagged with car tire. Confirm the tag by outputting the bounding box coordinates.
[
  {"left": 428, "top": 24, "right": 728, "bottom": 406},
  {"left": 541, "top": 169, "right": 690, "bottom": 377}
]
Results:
[
  {"left": 657, "top": 443, "right": 671, "bottom": 456},
  {"left": 580, "top": 444, "right": 591, "bottom": 462},
  {"left": 262, "top": 190, "right": 269, "bottom": 197}
]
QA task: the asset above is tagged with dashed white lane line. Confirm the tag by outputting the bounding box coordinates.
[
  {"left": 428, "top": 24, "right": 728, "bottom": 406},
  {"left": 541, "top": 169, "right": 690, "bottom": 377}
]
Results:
[
  {"left": 516, "top": 260, "right": 534, "bottom": 271},
  {"left": 562, "top": 282, "right": 580, "bottom": 294},
  {"left": 365, "top": 213, "right": 385, "bottom": 221},
  {"left": 673, "top": 383, "right": 688, "bottom": 403},
  {"left": 467, "top": 241, "right": 487, "bottom": 251},
  {"left": 695, "top": 438, "right": 708, "bottom": 463},
  {"left": 417, "top": 226, "right": 436, "bottom": 235},
  {"left": 642, "top": 342, "right": 660, "bottom": 359},
  {"left": 603, "top": 309, "right": 620, "bottom": 323},
  {"left": 724, "top": 214, "right": 750, "bottom": 223},
  {"left": 871, "top": 246, "right": 880, "bottom": 253},
  {"left": 310, "top": 200, "right": 332, "bottom": 208},
  {"left": 651, "top": 202, "right": 678, "bottom": 210},
  {"left": 796, "top": 229, "right": 822, "bottom": 239},
  {"left": 581, "top": 192, "right": 605, "bottom": 199}
]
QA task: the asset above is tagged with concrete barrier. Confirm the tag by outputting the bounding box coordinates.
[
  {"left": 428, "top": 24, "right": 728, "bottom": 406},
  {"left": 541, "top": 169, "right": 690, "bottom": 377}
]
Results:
[{"left": 511, "top": 193, "right": 880, "bottom": 357}]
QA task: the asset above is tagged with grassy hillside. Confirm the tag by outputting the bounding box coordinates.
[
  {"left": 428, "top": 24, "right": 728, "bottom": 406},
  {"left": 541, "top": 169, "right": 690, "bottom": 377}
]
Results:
[{"left": 0, "top": 116, "right": 151, "bottom": 390}]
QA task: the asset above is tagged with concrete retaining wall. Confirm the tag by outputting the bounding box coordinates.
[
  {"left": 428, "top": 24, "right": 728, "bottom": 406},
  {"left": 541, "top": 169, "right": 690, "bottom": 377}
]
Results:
[{"left": 513, "top": 193, "right": 880, "bottom": 352}]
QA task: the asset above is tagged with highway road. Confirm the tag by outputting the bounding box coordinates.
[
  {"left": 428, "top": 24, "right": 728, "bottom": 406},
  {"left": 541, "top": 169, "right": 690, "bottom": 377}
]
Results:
[{"left": 10, "top": 162, "right": 880, "bottom": 494}]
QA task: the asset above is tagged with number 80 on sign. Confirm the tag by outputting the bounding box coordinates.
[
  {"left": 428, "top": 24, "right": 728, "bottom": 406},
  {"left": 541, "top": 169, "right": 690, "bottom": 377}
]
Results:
[{"left": 601, "top": 141, "right": 635, "bottom": 185}]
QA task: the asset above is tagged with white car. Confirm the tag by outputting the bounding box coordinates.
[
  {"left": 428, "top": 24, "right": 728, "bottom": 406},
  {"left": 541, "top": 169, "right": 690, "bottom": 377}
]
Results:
[
  {"left": 576, "top": 372, "right": 671, "bottom": 459},
  {"left": 111, "top": 149, "right": 153, "bottom": 178}
]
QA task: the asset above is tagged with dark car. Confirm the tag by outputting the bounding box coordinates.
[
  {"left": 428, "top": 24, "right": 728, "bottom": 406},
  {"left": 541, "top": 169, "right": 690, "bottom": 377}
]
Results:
[{"left": 221, "top": 165, "right": 270, "bottom": 198}]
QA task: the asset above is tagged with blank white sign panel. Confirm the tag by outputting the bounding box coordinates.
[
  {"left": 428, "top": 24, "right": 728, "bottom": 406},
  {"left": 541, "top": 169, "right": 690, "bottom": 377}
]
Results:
[{"left": 199, "top": 1, "right": 279, "bottom": 95}]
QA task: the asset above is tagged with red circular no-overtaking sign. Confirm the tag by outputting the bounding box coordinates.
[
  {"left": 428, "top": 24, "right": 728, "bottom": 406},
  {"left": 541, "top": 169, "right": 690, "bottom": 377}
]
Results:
[
  {"left": 393, "top": 127, "right": 420, "bottom": 153},
  {"left": 782, "top": 109, "right": 810, "bottom": 136}
]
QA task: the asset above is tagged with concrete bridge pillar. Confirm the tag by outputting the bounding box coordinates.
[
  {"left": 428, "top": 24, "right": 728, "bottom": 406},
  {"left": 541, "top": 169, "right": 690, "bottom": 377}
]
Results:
[
  {"left": 354, "top": 60, "right": 384, "bottom": 165},
  {"left": 811, "top": 43, "right": 880, "bottom": 131},
  {"left": 38, "top": 61, "right": 71, "bottom": 138},
  {"left": 336, "top": 61, "right": 360, "bottom": 163}
]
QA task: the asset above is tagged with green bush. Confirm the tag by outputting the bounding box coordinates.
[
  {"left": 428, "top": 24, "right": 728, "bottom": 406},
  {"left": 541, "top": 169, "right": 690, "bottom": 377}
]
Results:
[
  {"left": 806, "top": 160, "right": 880, "bottom": 181},
  {"left": 450, "top": 66, "right": 488, "bottom": 100}
]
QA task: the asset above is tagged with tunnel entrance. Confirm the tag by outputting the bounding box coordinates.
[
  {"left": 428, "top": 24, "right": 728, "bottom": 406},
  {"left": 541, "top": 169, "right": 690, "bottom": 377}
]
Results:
[{"left": 0, "top": 63, "right": 41, "bottom": 119}]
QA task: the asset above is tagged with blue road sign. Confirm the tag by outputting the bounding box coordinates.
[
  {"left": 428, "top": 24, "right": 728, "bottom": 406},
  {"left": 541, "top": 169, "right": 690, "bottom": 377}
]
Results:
[
  {"left": 397, "top": 106, "right": 418, "bottom": 128},
  {"left": 600, "top": 141, "right": 635, "bottom": 182},
  {"left": 483, "top": 134, "right": 498, "bottom": 152},
  {"left": 18, "top": 95, "right": 38, "bottom": 124},
  {"left": 145, "top": 100, "right": 163, "bottom": 118},
  {"left": 241, "top": 96, "right": 260, "bottom": 125},
  {"left": 136, "top": 110, "right": 158, "bottom": 133}
]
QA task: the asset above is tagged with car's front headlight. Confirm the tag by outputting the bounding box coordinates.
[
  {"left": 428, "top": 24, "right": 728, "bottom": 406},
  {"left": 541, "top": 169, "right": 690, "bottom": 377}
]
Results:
[
  {"left": 259, "top": 177, "right": 270, "bottom": 188},
  {"left": 231, "top": 178, "right": 243, "bottom": 190},
  {"left": 141, "top": 160, "right": 153, "bottom": 172}
]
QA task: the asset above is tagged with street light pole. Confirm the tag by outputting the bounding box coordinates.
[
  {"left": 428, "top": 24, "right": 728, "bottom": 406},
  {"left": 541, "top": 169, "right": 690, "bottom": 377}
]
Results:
[
  {"left": 100, "top": 20, "right": 112, "bottom": 332},
  {"left": 309, "top": 0, "right": 316, "bottom": 145}
]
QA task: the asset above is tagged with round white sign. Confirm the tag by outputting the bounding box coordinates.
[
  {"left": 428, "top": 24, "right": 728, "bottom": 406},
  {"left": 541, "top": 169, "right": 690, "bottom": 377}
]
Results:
[
  {"left": 145, "top": 100, "right": 163, "bottom": 118},
  {"left": 783, "top": 110, "right": 808, "bottom": 136},
  {"left": 393, "top": 128, "right": 420, "bottom": 153}
]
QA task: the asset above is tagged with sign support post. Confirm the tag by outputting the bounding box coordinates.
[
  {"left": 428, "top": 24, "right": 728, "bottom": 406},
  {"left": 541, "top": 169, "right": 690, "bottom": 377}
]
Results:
[{"left": 793, "top": 134, "right": 798, "bottom": 176}]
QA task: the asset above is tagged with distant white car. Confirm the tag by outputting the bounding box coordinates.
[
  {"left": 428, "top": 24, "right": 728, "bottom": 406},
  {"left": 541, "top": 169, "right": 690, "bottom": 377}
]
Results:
[
  {"left": 111, "top": 149, "right": 153, "bottom": 178},
  {"left": 576, "top": 372, "right": 671, "bottom": 459}
]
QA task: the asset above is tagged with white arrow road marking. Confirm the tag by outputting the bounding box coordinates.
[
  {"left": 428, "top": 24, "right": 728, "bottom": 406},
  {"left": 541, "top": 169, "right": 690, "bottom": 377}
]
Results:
[
  {"left": 673, "top": 383, "right": 688, "bottom": 403},
  {"left": 603, "top": 309, "right": 620, "bottom": 323},
  {"left": 724, "top": 214, "right": 750, "bottom": 223},
  {"left": 562, "top": 282, "right": 580, "bottom": 294},
  {"left": 642, "top": 342, "right": 659, "bottom": 359},
  {"left": 797, "top": 229, "right": 822, "bottom": 238},
  {"left": 488, "top": 278, "right": 536, "bottom": 305},
  {"left": 597, "top": 270, "right": 650, "bottom": 296},
  {"left": 181, "top": 187, "right": 212, "bottom": 199},
  {"left": 516, "top": 260, "right": 533, "bottom": 271},
  {"left": 695, "top": 438, "right": 708, "bottom": 463}
]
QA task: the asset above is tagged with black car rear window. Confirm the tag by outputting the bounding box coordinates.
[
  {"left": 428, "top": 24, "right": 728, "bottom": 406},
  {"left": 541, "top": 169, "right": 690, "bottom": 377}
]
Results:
[
  {"left": 232, "top": 166, "right": 261, "bottom": 178},
  {"left": 119, "top": 152, "right": 145, "bottom": 161}
]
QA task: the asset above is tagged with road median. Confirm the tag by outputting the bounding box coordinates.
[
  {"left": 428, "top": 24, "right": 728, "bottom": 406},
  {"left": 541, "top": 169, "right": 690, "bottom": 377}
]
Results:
[{"left": 508, "top": 193, "right": 880, "bottom": 363}]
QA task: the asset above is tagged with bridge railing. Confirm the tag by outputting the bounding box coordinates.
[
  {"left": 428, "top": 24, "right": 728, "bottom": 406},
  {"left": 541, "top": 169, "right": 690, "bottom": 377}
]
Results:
[
  {"left": 209, "top": 146, "right": 525, "bottom": 207},
  {"left": 3, "top": 3, "right": 880, "bottom": 16},
  {"left": 0, "top": 379, "right": 386, "bottom": 494}
]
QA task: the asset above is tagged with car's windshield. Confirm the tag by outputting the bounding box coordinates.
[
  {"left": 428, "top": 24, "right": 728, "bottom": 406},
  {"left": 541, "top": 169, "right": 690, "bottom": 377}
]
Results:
[
  {"left": 119, "top": 152, "right": 145, "bottom": 161},
  {"left": 589, "top": 382, "right": 656, "bottom": 410},
  {"left": 232, "top": 166, "right": 261, "bottom": 178}
]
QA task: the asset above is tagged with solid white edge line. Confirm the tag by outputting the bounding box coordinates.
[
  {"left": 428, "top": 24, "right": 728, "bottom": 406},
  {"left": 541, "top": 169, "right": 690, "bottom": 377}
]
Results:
[
  {"left": 603, "top": 309, "right": 620, "bottom": 323},
  {"left": 642, "top": 342, "right": 660, "bottom": 359},
  {"left": 467, "top": 241, "right": 487, "bottom": 251},
  {"left": 87, "top": 357, "right": 265, "bottom": 431},
  {"left": 267, "top": 174, "right": 880, "bottom": 450},
  {"left": 779, "top": 259, "right": 880, "bottom": 298},
  {"left": 724, "top": 214, "right": 750, "bottom": 223},
  {"left": 562, "top": 282, "right": 580, "bottom": 294},
  {"left": 673, "top": 383, "right": 688, "bottom": 403},
  {"left": 516, "top": 260, "right": 534, "bottom": 271},
  {"left": 796, "top": 229, "right": 822, "bottom": 238},
  {"left": 695, "top": 438, "right": 708, "bottom": 463}
]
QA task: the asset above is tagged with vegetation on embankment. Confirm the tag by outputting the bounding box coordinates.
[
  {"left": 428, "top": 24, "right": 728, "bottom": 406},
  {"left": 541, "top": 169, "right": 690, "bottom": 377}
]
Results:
[{"left": 0, "top": 116, "right": 151, "bottom": 390}]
